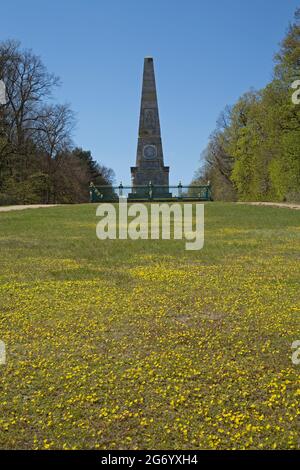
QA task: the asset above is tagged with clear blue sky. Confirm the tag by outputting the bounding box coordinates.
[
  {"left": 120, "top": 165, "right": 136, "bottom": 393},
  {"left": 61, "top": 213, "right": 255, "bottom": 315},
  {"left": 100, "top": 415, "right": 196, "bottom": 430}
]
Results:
[{"left": 2, "top": 0, "right": 299, "bottom": 184}]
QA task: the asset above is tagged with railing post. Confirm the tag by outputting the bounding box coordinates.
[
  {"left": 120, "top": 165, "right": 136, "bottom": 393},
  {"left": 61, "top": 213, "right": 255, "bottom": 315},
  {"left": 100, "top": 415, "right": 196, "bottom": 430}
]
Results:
[
  {"left": 119, "top": 182, "right": 123, "bottom": 197},
  {"left": 207, "top": 180, "right": 211, "bottom": 201},
  {"left": 89, "top": 182, "right": 94, "bottom": 202},
  {"left": 148, "top": 181, "right": 153, "bottom": 200},
  {"left": 178, "top": 181, "right": 183, "bottom": 199}
]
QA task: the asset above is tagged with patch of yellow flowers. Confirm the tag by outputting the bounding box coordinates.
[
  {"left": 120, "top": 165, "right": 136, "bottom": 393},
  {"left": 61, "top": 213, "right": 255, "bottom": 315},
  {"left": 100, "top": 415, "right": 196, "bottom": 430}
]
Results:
[{"left": 0, "top": 227, "right": 299, "bottom": 449}]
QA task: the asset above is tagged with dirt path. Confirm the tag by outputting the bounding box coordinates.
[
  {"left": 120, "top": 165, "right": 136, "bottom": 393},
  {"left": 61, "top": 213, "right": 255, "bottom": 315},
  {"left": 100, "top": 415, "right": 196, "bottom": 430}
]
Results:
[
  {"left": 1, "top": 202, "right": 300, "bottom": 213},
  {"left": 237, "top": 202, "right": 300, "bottom": 210},
  {"left": 0, "top": 204, "right": 58, "bottom": 213}
]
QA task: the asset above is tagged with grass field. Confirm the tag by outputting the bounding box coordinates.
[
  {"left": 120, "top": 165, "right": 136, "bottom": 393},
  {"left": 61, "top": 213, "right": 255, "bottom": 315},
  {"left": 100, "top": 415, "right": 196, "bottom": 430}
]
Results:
[{"left": 0, "top": 202, "right": 299, "bottom": 449}]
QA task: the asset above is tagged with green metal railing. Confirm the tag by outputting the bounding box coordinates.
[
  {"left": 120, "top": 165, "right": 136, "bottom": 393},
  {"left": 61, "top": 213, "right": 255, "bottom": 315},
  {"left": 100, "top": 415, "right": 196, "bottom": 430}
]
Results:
[{"left": 89, "top": 182, "right": 212, "bottom": 202}]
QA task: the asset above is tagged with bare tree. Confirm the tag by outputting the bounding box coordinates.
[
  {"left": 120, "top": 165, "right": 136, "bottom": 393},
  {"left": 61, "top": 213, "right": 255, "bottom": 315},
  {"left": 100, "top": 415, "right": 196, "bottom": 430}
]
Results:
[
  {"left": 33, "top": 103, "right": 75, "bottom": 160},
  {"left": 0, "top": 39, "right": 116, "bottom": 204},
  {"left": 0, "top": 40, "right": 60, "bottom": 149}
]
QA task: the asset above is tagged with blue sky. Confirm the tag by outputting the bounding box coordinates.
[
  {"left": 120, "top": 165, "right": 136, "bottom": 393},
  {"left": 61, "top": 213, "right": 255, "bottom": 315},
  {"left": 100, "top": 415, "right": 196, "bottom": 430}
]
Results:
[{"left": 1, "top": 0, "right": 299, "bottom": 184}]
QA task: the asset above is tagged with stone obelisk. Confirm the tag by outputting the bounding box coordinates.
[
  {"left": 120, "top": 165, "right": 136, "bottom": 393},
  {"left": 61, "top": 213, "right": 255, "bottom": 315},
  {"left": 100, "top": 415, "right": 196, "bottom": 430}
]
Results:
[{"left": 130, "top": 57, "right": 169, "bottom": 191}]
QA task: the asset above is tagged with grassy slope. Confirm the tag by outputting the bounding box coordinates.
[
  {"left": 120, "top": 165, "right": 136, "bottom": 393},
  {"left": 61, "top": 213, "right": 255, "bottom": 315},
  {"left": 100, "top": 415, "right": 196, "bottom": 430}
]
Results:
[{"left": 0, "top": 202, "right": 299, "bottom": 449}]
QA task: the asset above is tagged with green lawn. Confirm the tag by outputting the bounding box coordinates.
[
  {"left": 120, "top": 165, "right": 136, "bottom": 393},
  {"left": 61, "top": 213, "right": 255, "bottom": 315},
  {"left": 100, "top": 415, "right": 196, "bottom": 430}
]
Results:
[{"left": 0, "top": 203, "right": 299, "bottom": 449}]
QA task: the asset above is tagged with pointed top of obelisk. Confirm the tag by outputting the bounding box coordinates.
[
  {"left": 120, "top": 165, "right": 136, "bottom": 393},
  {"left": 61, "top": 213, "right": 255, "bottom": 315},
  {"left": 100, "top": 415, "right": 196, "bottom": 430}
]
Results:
[{"left": 138, "top": 57, "right": 161, "bottom": 138}]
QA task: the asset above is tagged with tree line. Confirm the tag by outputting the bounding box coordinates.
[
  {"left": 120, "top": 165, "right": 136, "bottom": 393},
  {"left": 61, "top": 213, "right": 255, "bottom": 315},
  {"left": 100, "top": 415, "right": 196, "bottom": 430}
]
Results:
[
  {"left": 193, "top": 8, "right": 300, "bottom": 202},
  {"left": 0, "top": 40, "right": 114, "bottom": 205}
]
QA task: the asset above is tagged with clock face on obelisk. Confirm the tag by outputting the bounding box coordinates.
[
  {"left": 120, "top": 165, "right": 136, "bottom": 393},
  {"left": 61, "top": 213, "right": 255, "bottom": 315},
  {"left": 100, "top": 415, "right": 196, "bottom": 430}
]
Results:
[{"left": 143, "top": 145, "right": 157, "bottom": 159}]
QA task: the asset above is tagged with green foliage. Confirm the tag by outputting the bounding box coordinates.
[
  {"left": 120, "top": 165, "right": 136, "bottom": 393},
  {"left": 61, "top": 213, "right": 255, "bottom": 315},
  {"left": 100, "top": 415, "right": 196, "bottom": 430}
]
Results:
[{"left": 195, "top": 9, "right": 300, "bottom": 202}]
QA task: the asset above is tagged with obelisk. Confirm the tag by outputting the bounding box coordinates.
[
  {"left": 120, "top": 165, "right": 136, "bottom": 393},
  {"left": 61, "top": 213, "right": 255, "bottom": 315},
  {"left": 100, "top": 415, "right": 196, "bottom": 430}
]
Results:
[{"left": 130, "top": 57, "right": 169, "bottom": 192}]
